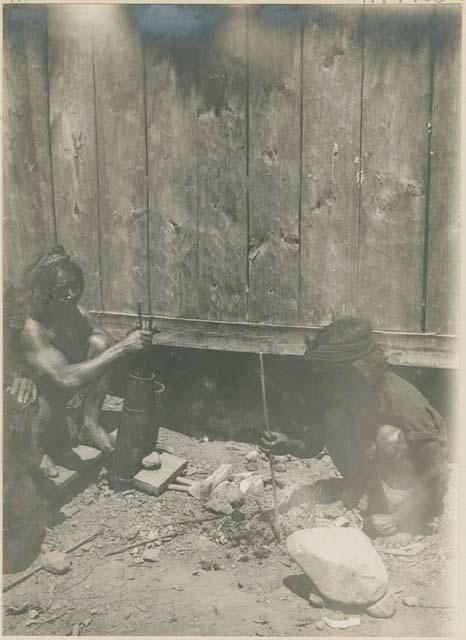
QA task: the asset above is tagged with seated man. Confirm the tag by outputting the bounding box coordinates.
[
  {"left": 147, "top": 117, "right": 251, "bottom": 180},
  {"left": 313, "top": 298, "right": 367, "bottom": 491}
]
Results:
[
  {"left": 262, "top": 317, "right": 449, "bottom": 542},
  {"left": 21, "top": 245, "right": 153, "bottom": 478},
  {"left": 3, "top": 283, "right": 49, "bottom": 572}
]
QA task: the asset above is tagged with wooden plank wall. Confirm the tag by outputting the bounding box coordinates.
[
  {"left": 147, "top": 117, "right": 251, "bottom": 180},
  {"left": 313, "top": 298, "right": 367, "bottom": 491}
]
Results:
[{"left": 3, "top": 5, "right": 461, "bottom": 341}]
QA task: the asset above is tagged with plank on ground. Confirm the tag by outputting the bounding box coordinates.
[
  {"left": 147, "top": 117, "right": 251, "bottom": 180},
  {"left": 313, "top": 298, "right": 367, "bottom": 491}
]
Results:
[
  {"left": 48, "top": 6, "right": 101, "bottom": 309},
  {"left": 93, "top": 6, "right": 148, "bottom": 312},
  {"left": 134, "top": 453, "right": 188, "bottom": 496},
  {"left": 426, "top": 6, "right": 461, "bottom": 334},
  {"left": 300, "top": 6, "right": 363, "bottom": 326},
  {"left": 197, "top": 9, "right": 248, "bottom": 321},
  {"left": 145, "top": 14, "right": 200, "bottom": 318},
  {"left": 358, "top": 7, "right": 432, "bottom": 331},
  {"left": 2, "top": 7, "right": 55, "bottom": 284},
  {"left": 247, "top": 9, "right": 302, "bottom": 324}
]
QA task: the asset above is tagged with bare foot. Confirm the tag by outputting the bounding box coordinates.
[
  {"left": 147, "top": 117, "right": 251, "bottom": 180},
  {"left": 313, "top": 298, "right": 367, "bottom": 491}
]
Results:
[
  {"left": 40, "top": 454, "right": 59, "bottom": 479},
  {"left": 79, "top": 423, "right": 115, "bottom": 453},
  {"left": 142, "top": 451, "right": 161, "bottom": 470}
]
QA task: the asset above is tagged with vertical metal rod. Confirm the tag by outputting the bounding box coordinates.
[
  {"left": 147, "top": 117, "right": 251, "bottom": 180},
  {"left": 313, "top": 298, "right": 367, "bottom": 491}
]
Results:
[{"left": 259, "top": 353, "right": 281, "bottom": 542}]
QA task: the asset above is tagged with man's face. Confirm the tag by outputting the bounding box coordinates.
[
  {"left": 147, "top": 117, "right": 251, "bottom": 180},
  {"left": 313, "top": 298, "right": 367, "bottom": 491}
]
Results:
[{"left": 48, "top": 266, "right": 83, "bottom": 312}]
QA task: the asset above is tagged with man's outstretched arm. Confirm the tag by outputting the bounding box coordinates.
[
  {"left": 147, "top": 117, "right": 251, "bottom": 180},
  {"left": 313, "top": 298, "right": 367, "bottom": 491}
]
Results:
[{"left": 21, "top": 319, "right": 151, "bottom": 392}]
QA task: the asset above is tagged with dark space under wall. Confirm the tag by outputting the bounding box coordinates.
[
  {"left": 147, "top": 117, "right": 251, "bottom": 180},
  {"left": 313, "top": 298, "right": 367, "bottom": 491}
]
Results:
[{"left": 109, "top": 347, "right": 459, "bottom": 461}]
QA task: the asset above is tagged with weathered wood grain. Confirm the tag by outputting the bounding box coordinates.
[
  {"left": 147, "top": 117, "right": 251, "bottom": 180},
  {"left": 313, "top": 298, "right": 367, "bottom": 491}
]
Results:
[
  {"left": 358, "top": 7, "right": 432, "bottom": 331},
  {"left": 145, "top": 34, "right": 200, "bottom": 318},
  {"left": 93, "top": 6, "right": 148, "bottom": 312},
  {"left": 426, "top": 6, "right": 461, "bottom": 334},
  {"left": 3, "top": 7, "right": 55, "bottom": 285},
  {"left": 197, "top": 9, "right": 248, "bottom": 321},
  {"left": 247, "top": 10, "right": 302, "bottom": 324},
  {"left": 93, "top": 311, "right": 459, "bottom": 369},
  {"left": 300, "top": 6, "right": 363, "bottom": 326},
  {"left": 48, "top": 6, "right": 101, "bottom": 309}
]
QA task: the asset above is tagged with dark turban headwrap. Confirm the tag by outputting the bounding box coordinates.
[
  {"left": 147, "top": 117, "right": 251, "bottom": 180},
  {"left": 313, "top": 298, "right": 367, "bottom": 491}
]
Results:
[
  {"left": 304, "top": 317, "right": 378, "bottom": 363},
  {"left": 23, "top": 245, "right": 83, "bottom": 294}
]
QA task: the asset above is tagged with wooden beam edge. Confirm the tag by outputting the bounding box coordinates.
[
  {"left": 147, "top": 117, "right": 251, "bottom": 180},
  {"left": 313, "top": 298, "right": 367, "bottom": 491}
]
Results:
[{"left": 91, "top": 311, "right": 459, "bottom": 369}]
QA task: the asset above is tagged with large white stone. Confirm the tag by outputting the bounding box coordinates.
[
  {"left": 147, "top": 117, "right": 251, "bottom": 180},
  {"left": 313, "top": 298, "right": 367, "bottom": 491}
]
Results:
[{"left": 286, "top": 527, "right": 388, "bottom": 606}]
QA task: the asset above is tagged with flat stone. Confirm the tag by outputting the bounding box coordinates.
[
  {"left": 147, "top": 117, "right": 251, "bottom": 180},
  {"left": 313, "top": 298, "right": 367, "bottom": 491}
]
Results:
[
  {"left": 286, "top": 528, "right": 388, "bottom": 607},
  {"left": 143, "top": 548, "right": 160, "bottom": 563},
  {"left": 239, "top": 475, "right": 264, "bottom": 496},
  {"left": 205, "top": 496, "right": 233, "bottom": 516}
]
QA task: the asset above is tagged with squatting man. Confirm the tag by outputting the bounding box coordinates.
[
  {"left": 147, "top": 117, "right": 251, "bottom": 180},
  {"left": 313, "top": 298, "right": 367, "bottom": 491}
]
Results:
[
  {"left": 262, "top": 317, "right": 449, "bottom": 545},
  {"left": 19, "top": 245, "right": 156, "bottom": 479}
]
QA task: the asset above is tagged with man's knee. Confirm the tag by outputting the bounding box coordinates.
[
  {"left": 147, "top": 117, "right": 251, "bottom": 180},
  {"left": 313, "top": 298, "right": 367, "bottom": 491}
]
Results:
[
  {"left": 87, "top": 332, "right": 113, "bottom": 357},
  {"left": 375, "top": 424, "right": 409, "bottom": 461}
]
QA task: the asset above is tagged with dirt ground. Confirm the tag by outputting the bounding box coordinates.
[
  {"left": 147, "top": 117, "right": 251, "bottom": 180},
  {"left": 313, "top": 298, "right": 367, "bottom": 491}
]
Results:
[{"left": 2, "top": 425, "right": 458, "bottom": 637}]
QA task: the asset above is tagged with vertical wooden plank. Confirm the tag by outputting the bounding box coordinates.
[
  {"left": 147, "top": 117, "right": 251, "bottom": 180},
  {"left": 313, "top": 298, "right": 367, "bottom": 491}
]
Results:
[
  {"left": 426, "top": 6, "right": 461, "bottom": 334},
  {"left": 300, "top": 7, "right": 363, "bottom": 326},
  {"left": 48, "top": 6, "right": 100, "bottom": 309},
  {"left": 358, "top": 7, "right": 432, "bottom": 331},
  {"left": 3, "top": 7, "right": 55, "bottom": 284},
  {"left": 93, "top": 6, "right": 148, "bottom": 312},
  {"left": 248, "top": 9, "right": 302, "bottom": 324},
  {"left": 197, "top": 10, "right": 248, "bottom": 321},
  {"left": 145, "top": 33, "right": 199, "bottom": 318}
]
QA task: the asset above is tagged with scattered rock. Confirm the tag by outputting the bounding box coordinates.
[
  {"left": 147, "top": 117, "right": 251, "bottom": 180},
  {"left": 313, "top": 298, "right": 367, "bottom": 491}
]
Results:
[
  {"left": 83, "top": 496, "right": 94, "bottom": 506},
  {"left": 29, "top": 609, "right": 40, "bottom": 620},
  {"left": 41, "top": 551, "right": 72, "bottom": 575},
  {"left": 125, "top": 528, "right": 139, "bottom": 541},
  {"left": 309, "top": 593, "right": 325, "bottom": 608},
  {"left": 211, "top": 481, "right": 245, "bottom": 508},
  {"left": 315, "top": 620, "right": 325, "bottom": 631},
  {"left": 403, "top": 596, "right": 419, "bottom": 607},
  {"left": 334, "top": 516, "right": 350, "bottom": 527},
  {"left": 246, "top": 451, "right": 260, "bottom": 462},
  {"left": 367, "top": 591, "right": 396, "bottom": 618},
  {"left": 274, "top": 462, "right": 287, "bottom": 473},
  {"left": 246, "top": 460, "right": 259, "bottom": 472},
  {"left": 239, "top": 475, "right": 264, "bottom": 496},
  {"left": 205, "top": 497, "right": 233, "bottom": 516},
  {"left": 143, "top": 548, "right": 160, "bottom": 563},
  {"left": 61, "top": 505, "right": 80, "bottom": 519},
  {"left": 142, "top": 451, "right": 162, "bottom": 470},
  {"left": 72, "top": 622, "right": 81, "bottom": 636},
  {"left": 286, "top": 528, "right": 388, "bottom": 606}
]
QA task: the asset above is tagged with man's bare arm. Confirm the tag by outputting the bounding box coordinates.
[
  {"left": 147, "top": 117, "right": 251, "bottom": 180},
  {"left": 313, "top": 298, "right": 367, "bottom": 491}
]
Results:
[{"left": 21, "top": 319, "right": 151, "bottom": 392}]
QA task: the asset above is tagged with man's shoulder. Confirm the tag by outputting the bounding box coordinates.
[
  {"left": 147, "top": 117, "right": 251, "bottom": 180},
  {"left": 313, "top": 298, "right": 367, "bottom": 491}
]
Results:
[{"left": 21, "top": 317, "right": 52, "bottom": 346}]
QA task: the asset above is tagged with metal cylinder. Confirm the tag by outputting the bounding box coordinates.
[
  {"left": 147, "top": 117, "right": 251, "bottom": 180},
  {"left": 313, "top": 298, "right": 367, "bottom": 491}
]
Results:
[{"left": 113, "top": 373, "right": 165, "bottom": 482}]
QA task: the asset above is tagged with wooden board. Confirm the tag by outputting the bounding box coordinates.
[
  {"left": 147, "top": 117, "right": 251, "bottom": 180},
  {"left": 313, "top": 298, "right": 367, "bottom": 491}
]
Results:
[
  {"left": 48, "top": 6, "right": 101, "bottom": 309},
  {"left": 247, "top": 10, "right": 302, "bottom": 324},
  {"left": 300, "top": 7, "right": 363, "bottom": 326},
  {"left": 197, "top": 9, "right": 248, "bottom": 321},
  {"left": 93, "top": 311, "right": 459, "bottom": 369},
  {"left": 145, "top": 28, "right": 199, "bottom": 318},
  {"left": 93, "top": 6, "right": 148, "bottom": 312},
  {"left": 426, "top": 6, "right": 461, "bottom": 334},
  {"left": 2, "top": 7, "right": 55, "bottom": 284},
  {"left": 134, "top": 453, "right": 188, "bottom": 496},
  {"left": 48, "top": 445, "right": 102, "bottom": 490},
  {"left": 358, "top": 7, "right": 432, "bottom": 331}
]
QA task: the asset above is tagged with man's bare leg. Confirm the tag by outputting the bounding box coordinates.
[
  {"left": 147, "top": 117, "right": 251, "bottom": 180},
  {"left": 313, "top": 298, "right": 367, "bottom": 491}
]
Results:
[
  {"left": 79, "top": 333, "right": 116, "bottom": 452},
  {"left": 36, "top": 395, "right": 82, "bottom": 478}
]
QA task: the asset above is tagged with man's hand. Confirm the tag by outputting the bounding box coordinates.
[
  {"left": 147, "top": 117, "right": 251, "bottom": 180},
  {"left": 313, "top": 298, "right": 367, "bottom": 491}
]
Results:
[
  {"left": 119, "top": 330, "right": 153, "bottom": 353},
  {"left": 7, "top": 377, "right": 38, "bottom": 410},
  {"left": 260, "top": 431, "right": 289, "bottom": 455},
  {"left": 367, "top": 513, "right": 398, "bottom": 536}
]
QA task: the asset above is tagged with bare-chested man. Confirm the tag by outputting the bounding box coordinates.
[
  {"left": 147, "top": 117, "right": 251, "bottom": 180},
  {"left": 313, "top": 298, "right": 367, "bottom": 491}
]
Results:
[
  {"left": 21, "top": 245, "right": 153, "bottom": 479},
  {"left": 262, "top": 317, "right": 449, "bottom": 544}
]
